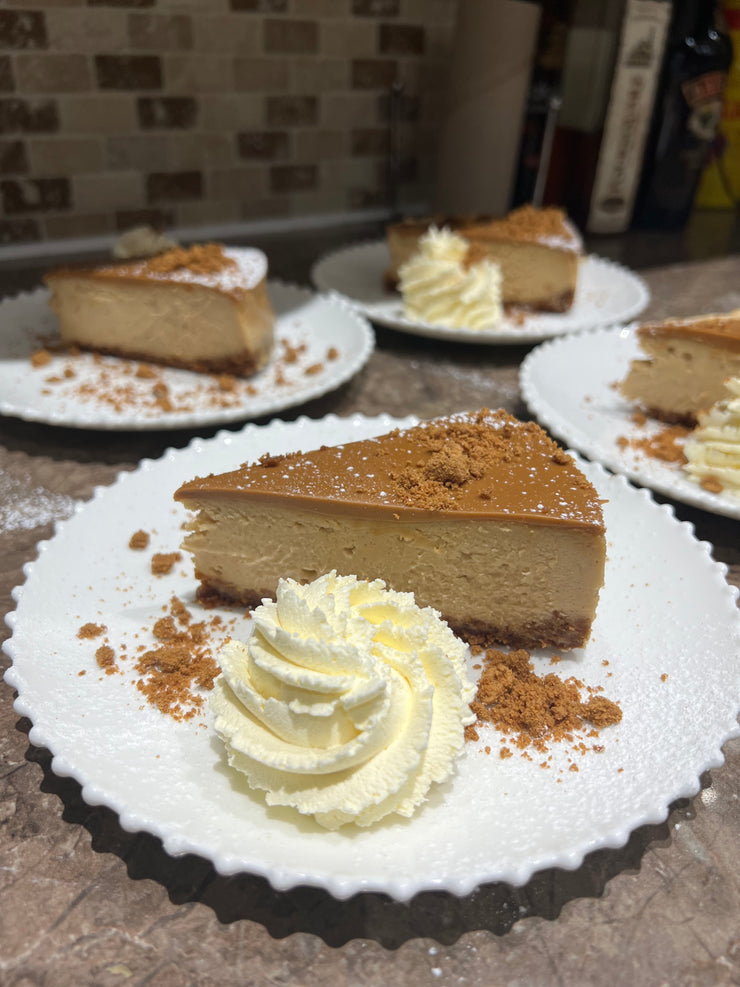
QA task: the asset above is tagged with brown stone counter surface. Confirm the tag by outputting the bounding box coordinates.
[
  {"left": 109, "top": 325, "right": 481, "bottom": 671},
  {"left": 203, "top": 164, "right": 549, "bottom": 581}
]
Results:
[{"left": 0, "top": 226, "right": 738, "bottom": 987}]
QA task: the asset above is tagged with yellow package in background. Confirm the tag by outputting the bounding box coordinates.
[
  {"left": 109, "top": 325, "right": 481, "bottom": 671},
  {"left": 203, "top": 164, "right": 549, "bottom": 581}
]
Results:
[{"left": 696, "top": 0, "right": 740, "bottom": 207}]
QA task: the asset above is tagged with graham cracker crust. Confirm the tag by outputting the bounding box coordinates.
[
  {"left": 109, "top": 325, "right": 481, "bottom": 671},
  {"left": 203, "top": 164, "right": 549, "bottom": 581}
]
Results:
[{"left": 194, "top": 577, "right": 593, "bottom": 651}]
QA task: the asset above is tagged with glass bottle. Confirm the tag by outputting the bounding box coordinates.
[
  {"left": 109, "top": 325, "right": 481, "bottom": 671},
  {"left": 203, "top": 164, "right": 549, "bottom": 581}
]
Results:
[{"left": 632, "top": 0, "right": 733, "bottom": 229}]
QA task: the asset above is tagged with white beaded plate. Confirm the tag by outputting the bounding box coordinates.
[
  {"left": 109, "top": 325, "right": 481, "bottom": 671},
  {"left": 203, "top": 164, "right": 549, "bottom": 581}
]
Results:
[
  {"left": 4, "top": 413, "right": 739, "bottom": 900},
  {"left": 0, "top": 276, "right": 374, "bottom": 431},
  {"left": 311, "top": 241, "right": 650, "bottom": 343},
  {"left": 520, "top": 325, "right": 740, "bottom": 520}
]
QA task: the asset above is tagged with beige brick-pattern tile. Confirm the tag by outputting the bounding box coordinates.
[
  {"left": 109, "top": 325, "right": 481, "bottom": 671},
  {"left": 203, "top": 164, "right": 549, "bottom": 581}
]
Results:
[
  {"left": 292, "top": 127, "right": 347, "bottom": 162},
  {"left": 73, "top": 170, "right": 143, "bottom": 211},
  {"left": 15, "top": 53, "right": 91, "bottom": 93},
  {"left": 129, "top": 13, "right": 194, "bottom": 50},
  {"left": 5, "top": 0, "right": 85, "bottom": 6},
  {"left": 164, "top": 54, "right": 235, "bottom": 94},
  {"left": 138, "top": 95, "right": 198, "bottom": 129},
  {"left": 288, "top": 57, "right": 347, "bottom": 93},
  {"left": 106, "top": 133, "right": 170, "bottom": 171},
  {"left": 0, "top": 55, "right": 14, "bottom": 91},
  {"left": 146, "top": 169, "right": 202, "bottom": 203},
  {"left": 353, "top": 0, "right": 399, "bottom": 16},
  {"left": 3, "top": 1, "right": 457, "bottom": 244},
  {"left": 88, "top": 0, "right": 155, "bottom": 8},
  {"left": 401, "top": 0, "right": 456, "bottom": 23},
  {"left": 269, "top": 162, "right": 318, "bottom": 193},
  {"left": 237, "top": 130, "right": 290, "bottom": 160},
  {"left": 351, "top": 58, "right": 398, "bottom": 89},
  {"left": 293, "top": 0, "right": 347, "bottom": 17},
  {"left": 95, "top": 54, "right": 162, "bottom": 90},
  {"left": 208, "top": 165, "right": 266, "bottom": 200},
  {"left": 379, "top": 22, "right": 425, "bottom": 55},
  {"left": 60, "top": 94, "right": 136, "bottom": 134},
  {"left": 320, "top": 19, "right": 376, "bottom": 58},
  {"left": 266, "top": 94, "right": 317, "bottom": 127},
  {"left": 321, "top": 92, "right": 380, "bottom": 129},
  {"left": 0, "top": 139, "right": 28, "bottom": 172},
  {"left": 291, "top": 184, "right": 349, "bottom": 216},
  {"left": 230, "top": 0, "right": 288, "bottom": 12},
  {"left": 240, "top": 193, "right": 291, "bottom": 221},
  {"left": 169, "top": 132, "right": 236, "bottom": 168},
  {"left": 175, "top": 198, "right": 241, "bottom": 226},
  {"left": 0, "top": 96, "right": 58, "bottom": 132},
  {"left": 45, "top": 8, "right": 128, "bottom": 52},
  {"left": 0, "top": 217, "right": 40, "bottom": 244},
  {"left": 191, "top": 15, "right": 260, "bottom": 54},
  {"left": 200, "top": 93, "right": 261, "bottom": 132},
  {"left": 264, "top": 18, "right": 319, "bottom": 54},
  {"left": 234, "top": 56, "right": 289, "bottom": 92},
  {"left": 1, "top": 176, "right": 71, "bottom": 213},
  {"left": 115, "top": 206, "right": 174, "bottom": 232},
  {"left": 0, "top": 10, "right": 47, "bottom": 49},
  {"left": 29, "top": 136, "right": 104, "bottom": 174},
  {"left": 351, "top": 126, "right": 389, "bottom": 156},
  {"left": 44, "top": 211, "right": 114, "bottom": 239}
]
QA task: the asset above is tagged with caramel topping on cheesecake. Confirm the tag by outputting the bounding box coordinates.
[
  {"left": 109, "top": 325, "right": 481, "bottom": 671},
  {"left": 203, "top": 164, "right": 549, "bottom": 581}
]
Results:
[
  {"left": 175, "top": 409, "right": 604, "bottom": 530},
  {"left": 44, "top": 243, "right": 267, "bottom": 299},
  {"left": 637, "top": 313, "right": 740, "bottom": 353},
  {"left": 462, "top": 205, "right": 582, "bottom": 252},
  {"left": 142, "top": 243, "right": 236, "bottom": 276}
]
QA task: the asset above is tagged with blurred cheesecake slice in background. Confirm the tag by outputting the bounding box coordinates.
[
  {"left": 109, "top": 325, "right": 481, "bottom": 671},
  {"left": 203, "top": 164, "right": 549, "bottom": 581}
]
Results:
[
  {"left": 44, "top": 243, "right": 274, "bottom": 377},
  {"left": 386, "top": 204, "right": 583, "bottom": 313},
  {"left": 620, "top": 311, "right": 740, "bottom": 425}
]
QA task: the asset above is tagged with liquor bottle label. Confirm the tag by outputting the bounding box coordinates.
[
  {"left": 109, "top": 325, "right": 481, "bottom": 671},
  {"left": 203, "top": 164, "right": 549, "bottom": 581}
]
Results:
[{"left": 586, "top": 0, "right": 672, "bottom": 234}]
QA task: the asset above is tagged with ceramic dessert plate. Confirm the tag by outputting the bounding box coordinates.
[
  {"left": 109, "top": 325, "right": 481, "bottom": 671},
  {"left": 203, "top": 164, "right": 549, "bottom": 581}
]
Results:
[
  {"left": 0, "top": 281, "right": 373, "bottom": 431},
  {"left": 520, "top": 325, "right": 740, "bottom": 520},
  {"left": 4, "top": 414, "right": 739, "bottom": 901},
  {"left": 311, "top": 241, "right": 650, "bottom": 343}
]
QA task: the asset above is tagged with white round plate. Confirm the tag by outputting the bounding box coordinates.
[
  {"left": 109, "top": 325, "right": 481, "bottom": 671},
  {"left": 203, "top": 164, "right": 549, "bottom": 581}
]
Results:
[
  {"left": 310, "top": 241, "right": 650, "bottom": 343},
  {"left": 521, "top": 325, "right": 740, "bottom": 520},
  {"left": 0, "top": 282, "right": 374, "bottom": 431},
  {"left": 4, "top": 413, "right": 739, "bottom": 901}
]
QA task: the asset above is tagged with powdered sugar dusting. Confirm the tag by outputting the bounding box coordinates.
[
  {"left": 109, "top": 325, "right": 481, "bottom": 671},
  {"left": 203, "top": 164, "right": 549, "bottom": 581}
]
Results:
[
  {"left": 104, "top": 246, "right": 268, "bottom": 293},
  {"left": 0, "top": 471, "right": 79, "bottom": 532}
]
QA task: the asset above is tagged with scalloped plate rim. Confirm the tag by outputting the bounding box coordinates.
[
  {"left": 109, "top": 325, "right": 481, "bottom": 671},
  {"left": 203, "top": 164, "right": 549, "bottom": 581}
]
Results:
[{"left": 3, "top": 412, "right": 739, "bottom": 901}]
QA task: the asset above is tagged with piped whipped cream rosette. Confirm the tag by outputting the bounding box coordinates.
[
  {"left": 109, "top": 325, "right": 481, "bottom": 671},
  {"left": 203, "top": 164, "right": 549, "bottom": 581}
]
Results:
[
  {"left": 683, "top": 376, "right": 740, "bottom": 498},
  {"left": 210, "top": 570, "right": 476, "bottom": 830},
  {"left": 398, "top": 226, "right": 503, "bottom": 329}
]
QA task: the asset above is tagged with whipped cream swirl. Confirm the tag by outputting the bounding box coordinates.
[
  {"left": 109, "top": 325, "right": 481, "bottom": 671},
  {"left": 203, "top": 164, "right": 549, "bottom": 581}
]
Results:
[
  {"left": 210, "top": 571, "right": 475, "bottom": 830},
  {"left": 398, "top": 226, "right": 503, "bottom": 329},
  {"left": 684, "top": 376, "right": 740, "bottom": 498}
]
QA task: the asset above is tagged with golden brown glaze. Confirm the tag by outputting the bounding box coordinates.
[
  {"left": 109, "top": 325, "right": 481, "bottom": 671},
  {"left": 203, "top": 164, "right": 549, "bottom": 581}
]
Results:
[
  {"left": 44, "top": 243, "right": 263, "bottom": 302},
  {"left": 462, "top": 205, "right": 582, "bottom": 252},
  {"left": 387, "top": 205, "right": 582, "bottom": 253},
  {"left": 637, "top": 313, "right": 740, "bottom": 353},
  {"left": 175, "top": 409, "right": 605, "bottom": 531}
]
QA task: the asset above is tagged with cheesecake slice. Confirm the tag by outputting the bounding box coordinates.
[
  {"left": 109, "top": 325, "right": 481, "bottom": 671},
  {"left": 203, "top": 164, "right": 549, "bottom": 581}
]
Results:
[
  {"left": 620, "top": 311, "right": 740, "bottom": 425},
  {"left": 44, "top": 243, "right": 274, "bottom": 377},
  {"left": 386, "top": 205, "right": 583, "bottom": 312},
  {"left": 174, "top": 409, "right": 606, "bottom": 651}
]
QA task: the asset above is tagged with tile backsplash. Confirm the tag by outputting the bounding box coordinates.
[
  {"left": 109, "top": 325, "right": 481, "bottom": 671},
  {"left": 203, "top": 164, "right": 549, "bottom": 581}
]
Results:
[{"left": 0, "top": 0, "right": 457, "bottom": 247}]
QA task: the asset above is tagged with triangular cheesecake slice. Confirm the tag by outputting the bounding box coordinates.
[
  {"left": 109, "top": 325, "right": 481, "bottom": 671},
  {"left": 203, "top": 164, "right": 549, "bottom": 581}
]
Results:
[
  {"left": 386, "top": 205, "right": 583, "bottom": 312},
  {"left": 174, "top": 409, "right": 606, "bottom": 650},
  {"left": 44, "top": 243, "right": 274, "bottom": 376},
  {"left": 620, "top": 310, "right": 740, "bottom": 425}
]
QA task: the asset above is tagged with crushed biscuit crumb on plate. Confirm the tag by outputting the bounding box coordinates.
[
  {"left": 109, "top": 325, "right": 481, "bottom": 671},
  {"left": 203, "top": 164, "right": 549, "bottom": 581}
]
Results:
[
  {"left": 520, "top": 325, "right": 740, "bottom": 520},
  {"left": 0, "top": 282, "right": 374, "bottom": 431},
  {"left": 4, "top": 413, "right": 739, "bottom": 901}
]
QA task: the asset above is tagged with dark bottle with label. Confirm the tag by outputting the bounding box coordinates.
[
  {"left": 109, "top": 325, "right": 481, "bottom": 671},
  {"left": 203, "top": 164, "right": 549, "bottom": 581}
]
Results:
[{"left": 633, "top": 0, "right": 733, "bottom": 229}]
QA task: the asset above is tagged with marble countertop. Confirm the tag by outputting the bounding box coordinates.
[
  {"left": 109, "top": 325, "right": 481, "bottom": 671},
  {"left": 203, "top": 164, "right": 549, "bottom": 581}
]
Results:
[{"left": 1, "top": 226, "right": 738, "bottom": 986}]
